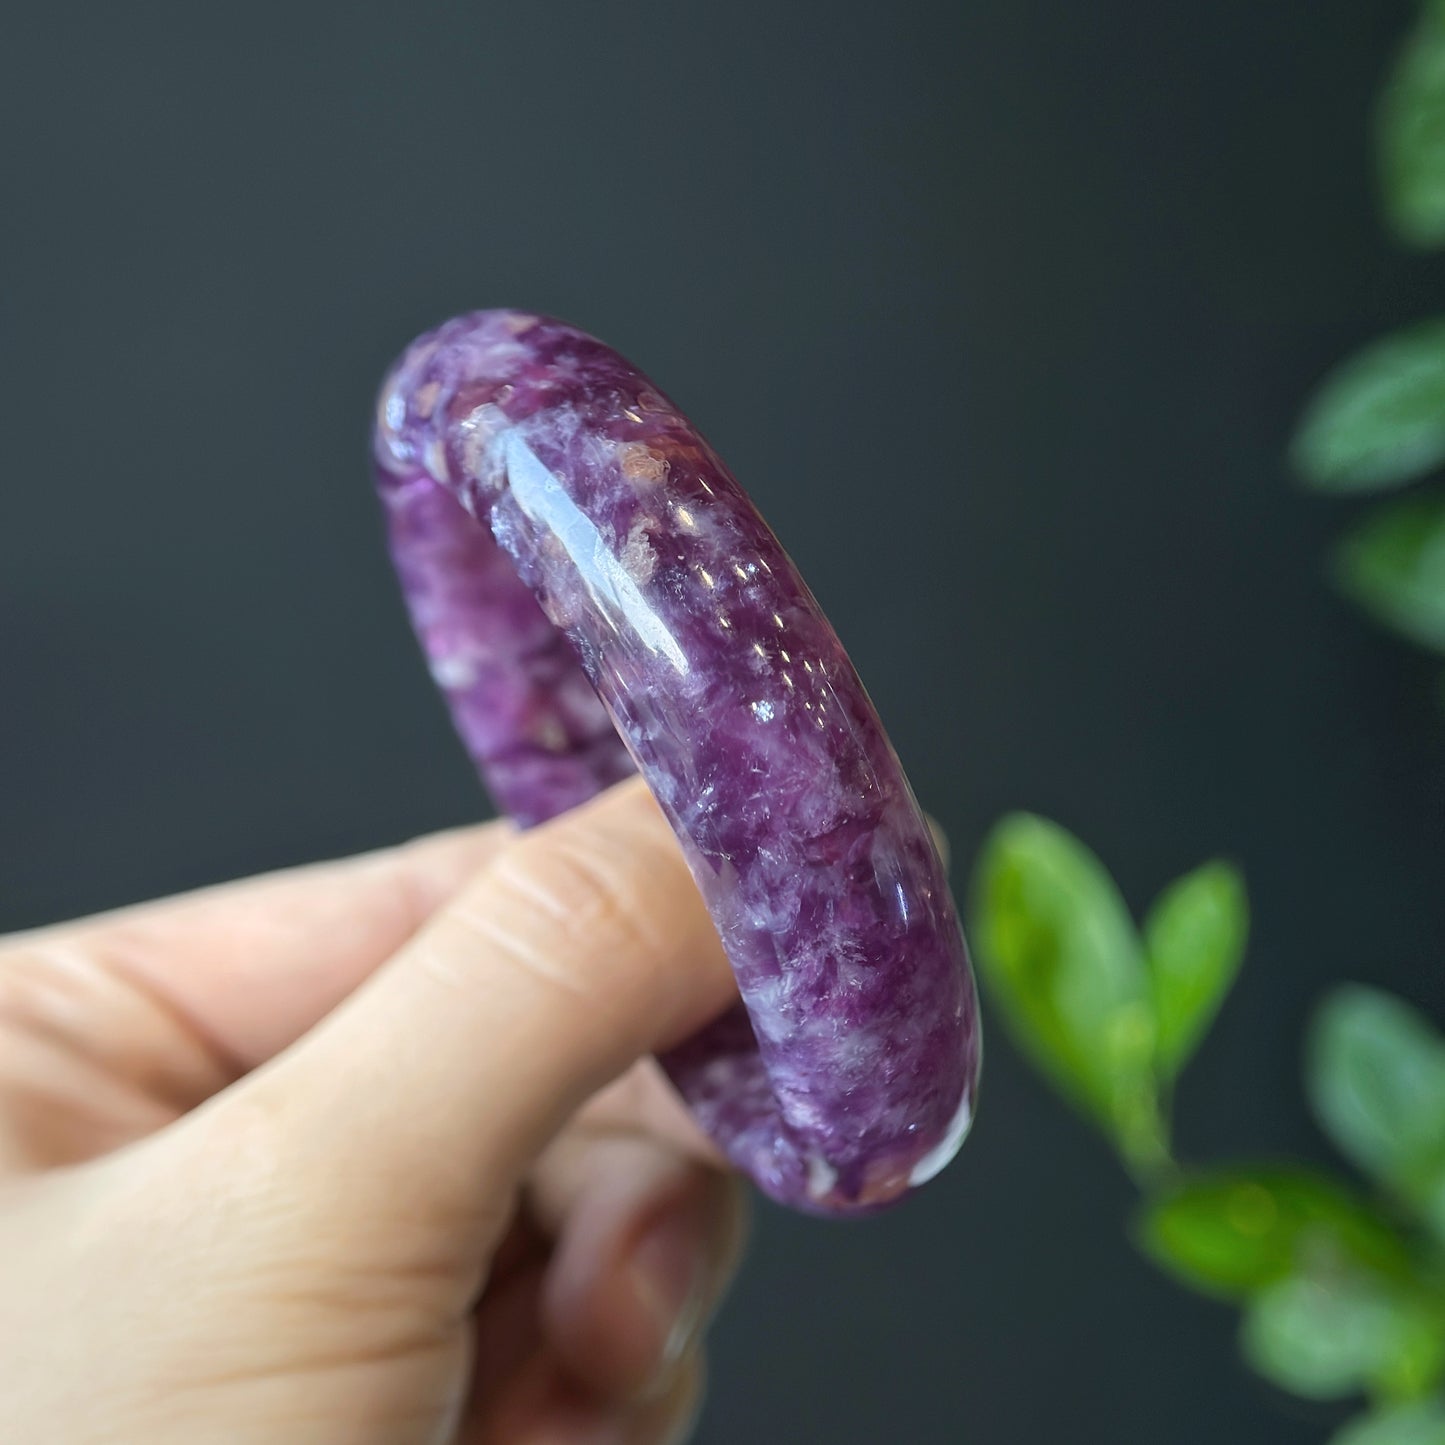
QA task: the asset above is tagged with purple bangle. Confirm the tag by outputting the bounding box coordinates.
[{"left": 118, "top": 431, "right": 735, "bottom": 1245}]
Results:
[{"left": 372, "top": 310, "right": 980, "bottom": 1214}]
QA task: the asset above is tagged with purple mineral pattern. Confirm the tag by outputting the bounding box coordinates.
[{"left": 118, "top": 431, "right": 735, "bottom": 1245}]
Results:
[{"left": 373, "top": 310, "right": 980, "bottom": 1214}]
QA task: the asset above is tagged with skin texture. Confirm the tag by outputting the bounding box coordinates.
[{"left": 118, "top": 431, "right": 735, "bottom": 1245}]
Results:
[{"left": 0, "top": 778, "right": 751, "bottom": 1445}]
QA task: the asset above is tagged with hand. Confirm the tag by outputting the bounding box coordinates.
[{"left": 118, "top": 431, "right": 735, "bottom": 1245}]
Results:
[{"left": 0, "top": 777, "right": 746, "bottom": 1444}]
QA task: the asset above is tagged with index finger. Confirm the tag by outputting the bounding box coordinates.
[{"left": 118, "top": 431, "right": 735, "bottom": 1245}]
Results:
[{"left": 1, "top": 819, "right": 513, "bottom": 1076}]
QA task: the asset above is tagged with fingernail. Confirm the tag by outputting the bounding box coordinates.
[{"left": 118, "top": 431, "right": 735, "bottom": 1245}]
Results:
[{"left": 629, "top": 1207, "right": 709, "bottom": 1384}]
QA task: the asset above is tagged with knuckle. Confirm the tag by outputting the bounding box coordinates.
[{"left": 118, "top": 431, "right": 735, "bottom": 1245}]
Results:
[
  {"left": 0, "top": 943, "right": 91, "bottom": 1045},
  {"left": 487, "top": 826, "right": 660, "bottom": 963},
  {"left": 424, "top": 815, "right": 689, "bottom": 1044}
]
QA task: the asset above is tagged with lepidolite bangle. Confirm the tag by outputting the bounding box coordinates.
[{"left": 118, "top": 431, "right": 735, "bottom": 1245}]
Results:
[{"left": 372, "top": 311, "right": 980, "bottom": 1214}]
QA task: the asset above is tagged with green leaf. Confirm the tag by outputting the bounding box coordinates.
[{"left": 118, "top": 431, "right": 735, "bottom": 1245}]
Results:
[
  {"left": 1379, "top": 0, "right": 1445, "bottom": 249},
  {"left": 970, "top": 814, "right": 1166, "bottom": 1170},
  {"left": 1138, "top": 1167, "right": 1410, "bottom": 1302},
  {"left": 1335, "top": 494, "right": 1445, "bottom": 654},
  {"left": 1143, "top": 861, "right": 1248, "bottom": 1079},
  {"left": 1242, "top": 1273, "right": 1444, "bottom": 1402},
  {"left": 1309, "top": 987, "right": 1445, "bottom": 1236},
  {"left": 1333, "top": 1400, "right": 1445, "bottom": 1445},
  {"left": 1292, "top": 321, "right": 1445, "bottom": 492}
]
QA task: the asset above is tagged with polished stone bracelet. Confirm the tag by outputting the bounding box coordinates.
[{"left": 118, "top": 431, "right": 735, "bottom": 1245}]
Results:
[{"left": 372, "top": 311, "right": 980, "bottom": 1214}]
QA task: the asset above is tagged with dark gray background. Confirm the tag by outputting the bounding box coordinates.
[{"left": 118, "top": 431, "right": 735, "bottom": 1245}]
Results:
[{"left": 3, "top": 2, "right": 1444, "bottom": 1440}]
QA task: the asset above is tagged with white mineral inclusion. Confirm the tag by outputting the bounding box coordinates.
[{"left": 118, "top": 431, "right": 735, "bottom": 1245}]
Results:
[
  {"left": 906, "top": 1087, "right": 976, "bottom": 1187},
  {"left": 375, "top": 385, "right": 413, "bottom": 469},
  {"left": 429, "top": 654, "right": 478, "bottom": 689},
  {"left": 806, "top": 1153, "right": 838, "bottom": 1199},
  {"left": 458, "top": 402, "right": 510, "bottom": 479}
]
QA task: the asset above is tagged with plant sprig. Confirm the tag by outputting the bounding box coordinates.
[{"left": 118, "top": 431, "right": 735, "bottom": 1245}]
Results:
[
  {"left": 969, "top": 817, "right": 1445, "bottom": 1442},
  {"left": 1292, "top": 0, "right": 1445, "bottom": 685},
  {"left": 966, "top": 8, "right": 1445, "bottom": 1439}
]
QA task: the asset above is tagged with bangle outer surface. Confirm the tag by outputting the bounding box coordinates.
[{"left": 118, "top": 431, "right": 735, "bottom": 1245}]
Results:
[{"left": 373, "top": 310, "right": 980, "bottom": 1214}]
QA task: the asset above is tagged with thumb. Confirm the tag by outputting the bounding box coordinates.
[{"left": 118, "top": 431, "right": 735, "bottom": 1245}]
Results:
[{"left": 205, "top": 777, "right": 737, "bottom": 1246}]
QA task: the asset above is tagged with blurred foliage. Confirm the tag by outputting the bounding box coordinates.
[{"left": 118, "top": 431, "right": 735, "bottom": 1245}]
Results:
[
  {"left": 969, "top": 817, "right": 1445, "bottom": 1442},
  {"left": 970, "top": 8, "right": 1445, "bottom": 1438},
  {"left": 1380, "top": 0, "right": 1445, "bottom": 249},
  {"left": 1143, "top": 860, "right": 1248, "bottom": 1083},
  {"left": 1336, "top": 1400, "right": 1445, "bottom": 1445},
  {"left": 1293, "top": 322, "right": 1445, "bottom": 494},
  {"left": 1139, "top": 1168, "right": 1411, "bottom": 1302},
  {"left": 1310, "top": 989, "right": 1445, "bottom": 1244},
  {"left": 1241, "top": 1272, "right": 1445, "bottom": 1403},
  {"left": 1292, "top": 0, "right": 1445, "bottom": 672},
  {"left": 970, "top": 815, "right": 1166, "bottom": 1175},
  {"left": 1336, "top": 495, "right": 1445, "bottom": 653},
  {"left": 970, "top": 815, "right": 1243, "bottom": 1181}
]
